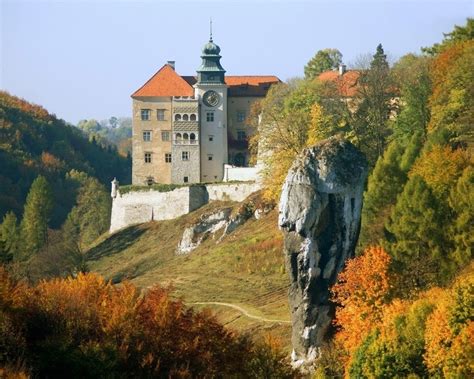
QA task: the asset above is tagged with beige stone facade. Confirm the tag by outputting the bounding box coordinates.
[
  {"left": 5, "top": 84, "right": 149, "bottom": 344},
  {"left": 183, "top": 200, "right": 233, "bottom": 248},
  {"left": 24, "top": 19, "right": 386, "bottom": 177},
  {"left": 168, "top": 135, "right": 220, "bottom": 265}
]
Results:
[
  {"left": 132, "top": 97, "right": 172, "bottom": 185},
  {"left": 130, "top": 40, "right": 280, "bottom": 185}
]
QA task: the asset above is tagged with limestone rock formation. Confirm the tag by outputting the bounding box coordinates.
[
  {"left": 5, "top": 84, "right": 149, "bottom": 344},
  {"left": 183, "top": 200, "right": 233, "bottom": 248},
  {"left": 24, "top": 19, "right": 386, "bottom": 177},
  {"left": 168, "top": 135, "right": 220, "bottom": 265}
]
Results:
[{"left": 278, "top": 137, "right": 368, "bottom": 368}]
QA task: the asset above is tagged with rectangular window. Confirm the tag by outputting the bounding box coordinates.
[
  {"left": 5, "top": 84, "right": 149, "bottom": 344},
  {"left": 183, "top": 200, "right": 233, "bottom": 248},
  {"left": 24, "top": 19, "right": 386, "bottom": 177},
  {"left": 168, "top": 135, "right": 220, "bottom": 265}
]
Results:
[
  {"left": 237, "top": 111, "right": 246, "bottom": 122},
  {"left": 208, "top": 154, "right": 213, "bottom": 161},
  {"left": 184, "top": 176, "right": 189, "bottom": 183},
  {"left": 141, "top": 109, "right": 151, "bottom": 121},
  {"left": 144, "top": 152, "right": 152, "bottom": 163},
  {"left": 143, "top": 131, "right": 152, "bottom": 141},
  {"left": 165, "top": 153, "right": 172, "bottom": 163},
  {"left": 157, "top": 109, "right": 166, "bottom": 121},
  {"left": 161, "top": 131, "right": 170, "bottom": 141},
  {"left": 182, "top": 151, "right": 189, "bottom": 161},
  {"left": 237, "top": 130, "right": 247, "bottom": 141},
  {"left": 206, "top": 112, "right": 214, "bottom": 122},
  {"left": 208, "top": 135, "right": 214, "bottom": 142}
]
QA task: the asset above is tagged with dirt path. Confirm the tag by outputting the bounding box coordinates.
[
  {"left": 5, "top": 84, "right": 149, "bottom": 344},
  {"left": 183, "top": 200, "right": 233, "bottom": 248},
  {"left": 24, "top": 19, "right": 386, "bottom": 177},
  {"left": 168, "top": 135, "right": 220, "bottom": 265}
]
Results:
[{"left": 190, "top": 301, "right": 291, "bottom": 324}]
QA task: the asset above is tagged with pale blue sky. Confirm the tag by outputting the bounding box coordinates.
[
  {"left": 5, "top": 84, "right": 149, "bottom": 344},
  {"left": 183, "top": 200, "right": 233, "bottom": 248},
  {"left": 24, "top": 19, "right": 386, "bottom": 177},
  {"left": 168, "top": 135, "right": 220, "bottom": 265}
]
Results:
[{"left": 1, "top": 0, "right": 472, "bottom": 124}]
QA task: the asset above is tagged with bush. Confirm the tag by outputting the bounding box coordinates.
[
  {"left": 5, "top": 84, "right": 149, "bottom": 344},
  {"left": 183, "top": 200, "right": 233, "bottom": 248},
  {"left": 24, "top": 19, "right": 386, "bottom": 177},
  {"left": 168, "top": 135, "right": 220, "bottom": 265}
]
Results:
[{"left": 0, "top": 268, "right": 295, "bottom": 378}]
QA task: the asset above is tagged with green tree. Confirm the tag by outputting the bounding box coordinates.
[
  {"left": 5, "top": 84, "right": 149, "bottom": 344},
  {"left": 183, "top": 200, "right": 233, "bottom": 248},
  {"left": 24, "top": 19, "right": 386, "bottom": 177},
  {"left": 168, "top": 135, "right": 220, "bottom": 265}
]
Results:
[
  {"left": 0, "top": 211, "right": 20, "bottom": 263},
  {"left": 422, "top": 18, "right": 474, "bottom": 55},
  {"left": 304, "top": 48, "right": 342, "bottom": 80},
  {"left": 354, "top": 44, "right": 396, "bottom": 165},
  {"left": 391, "top": 54, "right": 432, "bottom": 141},
  {"left": 63, "top": 176, "right": 111, "bottom": 250},
  {"left": 384, "top": 175, "right": 448, "bottom": 289},
  {"left": 359, "top": 141, "right": 406, "bottom": 250},
  {"left": 19, "top": 176, "right": 53, "bottom": 257},
  {"left": 399, "top": 131, "right": 423, "bottom": 173},
  {"left": 448, "top": 166, "right": 474, "bottom": 268}
]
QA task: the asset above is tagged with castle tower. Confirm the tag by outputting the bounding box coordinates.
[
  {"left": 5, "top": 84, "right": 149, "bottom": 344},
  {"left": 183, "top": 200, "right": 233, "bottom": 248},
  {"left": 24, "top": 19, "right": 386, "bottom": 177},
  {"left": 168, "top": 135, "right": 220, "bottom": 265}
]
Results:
[{"left": 194, "top": 31, "right": 228, "bottom": 182}]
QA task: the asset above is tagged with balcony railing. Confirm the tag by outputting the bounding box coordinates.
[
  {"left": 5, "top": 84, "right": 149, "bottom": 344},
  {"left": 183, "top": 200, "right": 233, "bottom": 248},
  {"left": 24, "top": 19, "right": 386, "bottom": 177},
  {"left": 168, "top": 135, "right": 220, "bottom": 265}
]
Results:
[{"left": 173, "top": 139, "right": 199, "bottom": 145}]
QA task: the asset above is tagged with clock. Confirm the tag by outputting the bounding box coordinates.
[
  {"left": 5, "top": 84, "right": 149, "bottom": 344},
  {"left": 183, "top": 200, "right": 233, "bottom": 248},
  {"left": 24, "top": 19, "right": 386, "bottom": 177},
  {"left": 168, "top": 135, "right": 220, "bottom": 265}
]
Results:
[{"left": 203, "top": 90, "right": 220, "bottom": 107}]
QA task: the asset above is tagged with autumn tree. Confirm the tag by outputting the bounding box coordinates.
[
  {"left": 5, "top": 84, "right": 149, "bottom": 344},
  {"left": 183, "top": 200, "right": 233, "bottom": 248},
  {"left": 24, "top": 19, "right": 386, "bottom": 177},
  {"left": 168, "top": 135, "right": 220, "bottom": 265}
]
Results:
[
  {"left": 19, "top": 176, "right": 53, "bottom": 257},
  {"left": 332, "top": 246, "right": 392, "bottom": 355},
  {"left": 428, "top": 39, "right": 474, "bottom": 146},
  {"left": 304, "top": 48, "right": 342, "bottom": 80},
  {"left": 354, "top": 44, "right": 396, "bottom": 165},
  {"left": 251, "top": 80, "right": 320, "bottom": 200}
]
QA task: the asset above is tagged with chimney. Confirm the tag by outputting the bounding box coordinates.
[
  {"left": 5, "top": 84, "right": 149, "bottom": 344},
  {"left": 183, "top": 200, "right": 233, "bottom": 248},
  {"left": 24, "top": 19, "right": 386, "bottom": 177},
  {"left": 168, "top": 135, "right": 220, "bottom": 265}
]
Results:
[
  {"left": 167, "top": 61, "right": 176, "bottom": 70},
  {"left": 338, "top": 64, "right": 346, "bottom": 76}
]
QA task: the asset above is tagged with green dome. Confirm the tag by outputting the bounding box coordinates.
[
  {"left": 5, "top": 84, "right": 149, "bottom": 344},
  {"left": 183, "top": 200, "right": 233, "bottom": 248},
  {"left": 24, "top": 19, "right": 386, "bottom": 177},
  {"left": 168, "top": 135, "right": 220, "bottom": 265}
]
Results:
[{"left": 202, "top": 39, "right": 221, "bottom": 55}]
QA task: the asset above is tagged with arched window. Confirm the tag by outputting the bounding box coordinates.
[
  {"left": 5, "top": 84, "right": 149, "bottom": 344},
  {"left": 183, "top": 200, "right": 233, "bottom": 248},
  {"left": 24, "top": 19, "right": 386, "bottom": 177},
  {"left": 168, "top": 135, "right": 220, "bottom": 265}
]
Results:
[
  {"left": 183, "top": 114, "right": 189, "bottom": 121},
  {"left": 190, "top": 133, "right": 196, "bottom": 141},
  {"left": 183, "top": 133, "right": 189, "bottom": 140},
  {"left": 175, "top": 133, "right": 182, "bottom": 141},
  {"left": 190, "top": 114, "right": 197, "bottom": 121},
  {"left": 175, "top": 114, "right": 182, "bottom": 121}
]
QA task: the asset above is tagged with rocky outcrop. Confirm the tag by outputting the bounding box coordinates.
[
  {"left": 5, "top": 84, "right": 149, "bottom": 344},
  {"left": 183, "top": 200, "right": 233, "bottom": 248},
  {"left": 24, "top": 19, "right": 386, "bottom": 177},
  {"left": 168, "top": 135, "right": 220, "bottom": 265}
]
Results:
[
  {"left": 278, "top": 137, "right": 368, "bottom": 368},
  {"left": 176, "top": 193, "right": 275, "bottom": 255}
]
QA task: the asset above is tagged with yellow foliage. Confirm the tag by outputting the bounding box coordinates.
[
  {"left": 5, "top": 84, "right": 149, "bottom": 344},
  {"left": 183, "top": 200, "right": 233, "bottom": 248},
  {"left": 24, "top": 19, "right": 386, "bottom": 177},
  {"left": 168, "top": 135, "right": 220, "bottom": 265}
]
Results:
[{"left": 410, "top": 145, "right": 471, "bottom": 199}]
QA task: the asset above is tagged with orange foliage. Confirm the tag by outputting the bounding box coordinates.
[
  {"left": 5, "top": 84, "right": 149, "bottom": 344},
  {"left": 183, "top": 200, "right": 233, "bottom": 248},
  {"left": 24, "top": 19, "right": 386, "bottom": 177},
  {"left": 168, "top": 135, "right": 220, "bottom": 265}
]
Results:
[
  {"left": 0, "top": 91, "right": 51, "bottom": 123},
  {"left": 424, "top": 276, "right": 474, "bottom": 377},
  {"left": 40, "top": 152, "right": 64, "bottom": 171},
  {"left": 0, "top": 269, "right": 294, "bottom": 378},
  {"left": 332, "top": 246, "right": 392, "bottom": 354}
]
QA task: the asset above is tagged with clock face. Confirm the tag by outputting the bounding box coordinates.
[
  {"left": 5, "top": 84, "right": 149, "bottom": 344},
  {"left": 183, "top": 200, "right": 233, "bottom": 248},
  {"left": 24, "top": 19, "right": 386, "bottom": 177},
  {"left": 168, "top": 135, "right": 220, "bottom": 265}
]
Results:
[{"left": 203, "top": 90, "right": 220, "bottom": 107}]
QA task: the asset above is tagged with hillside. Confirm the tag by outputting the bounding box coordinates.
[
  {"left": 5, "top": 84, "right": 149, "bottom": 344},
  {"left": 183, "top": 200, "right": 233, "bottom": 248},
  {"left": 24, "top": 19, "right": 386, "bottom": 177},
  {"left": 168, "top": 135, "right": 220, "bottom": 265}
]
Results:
[
  {"left": 0, "top": 92, "right": 131, "bottom": 227},
  {"left": 86, "top": 200, "right": 292, "bottom": 348}
]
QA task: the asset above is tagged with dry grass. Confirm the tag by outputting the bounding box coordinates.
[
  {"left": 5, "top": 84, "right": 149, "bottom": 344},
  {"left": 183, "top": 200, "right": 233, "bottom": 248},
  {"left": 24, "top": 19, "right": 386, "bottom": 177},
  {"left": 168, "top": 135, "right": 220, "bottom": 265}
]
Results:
[{"left": 86, "top": 202, "right": 292, "bottom": 349}]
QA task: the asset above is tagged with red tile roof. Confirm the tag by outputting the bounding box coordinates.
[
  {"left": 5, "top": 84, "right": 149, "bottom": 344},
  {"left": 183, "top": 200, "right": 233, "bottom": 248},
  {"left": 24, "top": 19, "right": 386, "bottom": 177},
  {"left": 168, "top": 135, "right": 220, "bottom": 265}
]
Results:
[
  {"left": 225, "top": 76, "right": 280, "bottom": 86},
  {"left": 132, "top": 67, "right": 280, "bottom": 98},
  {"left": 131, "top": 64, "right": 194, "bottom": 98},
  {"left": 317, "top": 70, "right": 360, "bottom": 97}
]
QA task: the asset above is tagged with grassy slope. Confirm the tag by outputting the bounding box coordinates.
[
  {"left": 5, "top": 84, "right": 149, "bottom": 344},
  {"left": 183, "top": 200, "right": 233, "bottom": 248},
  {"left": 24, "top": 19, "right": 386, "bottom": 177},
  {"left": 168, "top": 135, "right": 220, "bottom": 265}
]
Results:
[{"left": 87, "top": 201, "right": 292, "bottom": 348}]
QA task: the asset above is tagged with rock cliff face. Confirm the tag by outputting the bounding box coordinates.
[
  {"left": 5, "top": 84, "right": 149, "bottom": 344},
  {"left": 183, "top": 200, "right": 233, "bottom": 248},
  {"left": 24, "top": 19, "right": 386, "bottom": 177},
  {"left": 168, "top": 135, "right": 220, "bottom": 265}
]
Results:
[{"left": 278, "top": 137, "right": 368, "bottom": 367}]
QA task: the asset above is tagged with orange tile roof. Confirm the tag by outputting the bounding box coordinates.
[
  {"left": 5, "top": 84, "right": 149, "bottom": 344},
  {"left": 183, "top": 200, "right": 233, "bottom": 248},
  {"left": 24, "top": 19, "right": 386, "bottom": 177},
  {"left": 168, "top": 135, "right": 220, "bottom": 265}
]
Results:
[
  {"left": 225, "top": 76, "right": 280, "bottom": 86},
  {"left": 317, "top": 70, "right": 360, "bottom": 97},
  {"left": 132, "top": 67, "right": 280, "bottom": 98},
  {"left": 131, "top": 64, "right": 194, "bottom": 98}
]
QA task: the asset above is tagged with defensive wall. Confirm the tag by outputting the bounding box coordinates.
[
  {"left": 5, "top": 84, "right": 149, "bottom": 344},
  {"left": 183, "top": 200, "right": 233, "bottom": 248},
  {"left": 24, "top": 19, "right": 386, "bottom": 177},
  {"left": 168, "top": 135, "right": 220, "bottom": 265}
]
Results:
[{"left": 110, "top": 181, "right": 261, "bottom": 233}]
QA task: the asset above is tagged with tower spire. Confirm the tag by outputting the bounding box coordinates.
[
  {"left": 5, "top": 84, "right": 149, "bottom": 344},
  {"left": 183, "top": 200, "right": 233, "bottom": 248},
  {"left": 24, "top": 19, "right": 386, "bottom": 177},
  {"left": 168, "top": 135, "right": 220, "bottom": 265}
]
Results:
[{"left": 210, "top": 18, "right": 213, "bottom": 42}]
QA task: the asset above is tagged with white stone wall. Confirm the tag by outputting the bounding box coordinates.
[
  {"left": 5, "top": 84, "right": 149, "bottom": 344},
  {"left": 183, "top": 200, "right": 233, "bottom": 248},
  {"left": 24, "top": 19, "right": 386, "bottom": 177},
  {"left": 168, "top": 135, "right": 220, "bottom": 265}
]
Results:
[
  {"left": 110, "top": 182, "right": 261, "bottom": 233},
  {"left": 110, "top": 187, "right": 194, "bottom": 232},
  {"left": 205, "top": 182, "right": 261, "bottom": 202},
  {"left": 223, "top": 165, "right": 260, "bottom": 182}
]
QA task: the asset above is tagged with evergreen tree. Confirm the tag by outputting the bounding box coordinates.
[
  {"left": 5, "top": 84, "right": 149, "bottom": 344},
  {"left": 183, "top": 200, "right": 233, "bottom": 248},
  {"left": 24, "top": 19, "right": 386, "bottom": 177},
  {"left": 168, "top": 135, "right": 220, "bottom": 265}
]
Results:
[
  {"left": 384, "top": 175, "right": 448, "bottom": 289},
  {"left": 399, "top": 131, "right": 423, "bottom": 173},
  {"left": 64, "top": 176, "right": 111, "bottom": 250},
  {"left": 448, "top": 166, "right": 474, "bottom": 268},
  {"left": 20, "top": 176, "right": 53, "bottom": 257},
  {"left": 354, "top": 43, "right": 396, "bottom": 165},
  {"left": 359, "top": 141, "right": 406, "bottom": 250},
  {"left": 0, "top": 211, "right": 20, "bottom": 263}
]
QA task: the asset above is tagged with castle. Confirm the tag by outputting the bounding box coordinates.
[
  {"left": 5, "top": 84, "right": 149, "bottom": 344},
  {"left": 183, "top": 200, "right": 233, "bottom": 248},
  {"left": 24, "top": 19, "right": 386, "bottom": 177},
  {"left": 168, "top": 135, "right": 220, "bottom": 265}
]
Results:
[{"left": 131, "top": 32, "right": 280, "bottom": 185}]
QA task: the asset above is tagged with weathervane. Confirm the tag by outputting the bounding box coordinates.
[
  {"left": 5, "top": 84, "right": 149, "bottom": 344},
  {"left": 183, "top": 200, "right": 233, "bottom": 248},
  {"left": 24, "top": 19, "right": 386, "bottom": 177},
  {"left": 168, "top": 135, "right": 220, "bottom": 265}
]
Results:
[{"left": 210, "top": 18, "right": 213, "bottom": 42}]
